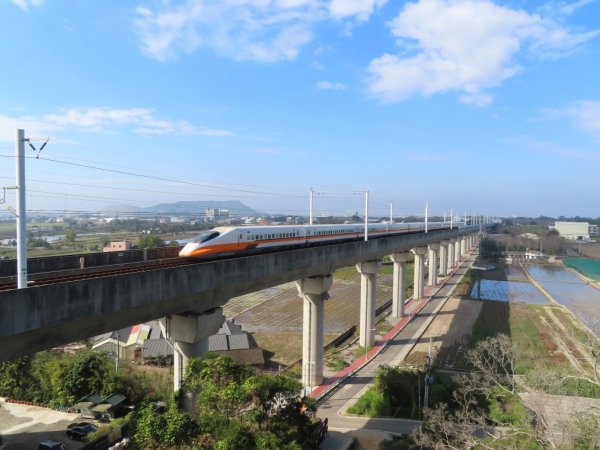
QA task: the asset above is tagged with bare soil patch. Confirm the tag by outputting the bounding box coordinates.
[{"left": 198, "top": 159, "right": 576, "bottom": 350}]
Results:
[
  {"left": 234, "top": 273, "right": 392, "bottom": 366},
  {"left": 405, "top": 297, "right": 482, "bottom": 367}
]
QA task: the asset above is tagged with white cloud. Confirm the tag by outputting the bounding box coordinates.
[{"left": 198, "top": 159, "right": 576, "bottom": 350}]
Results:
[
  {"left": 329, "top": 0, "right": 387, "bottom": 21},
  {"left": 10, "top": 0, "right": 44, "bottom": 10},
  {"left": 133, "top": 0, "right": 383, "bottom": 62},
  {"left": 548, "top": 100, "right": 600, "bottom": 141},
  {"left": 517, "top": 136, "right": 600, "bottom": 161},
  {"left": 199, "top": 128, "right": 233, "bottom": 137},
  {"left": 316, "top": 80, "right": 347, "bottom": 90},
  {"left": 0, "top": 107, "right": 232, "bottom": 139},
  {"left": 542, "top": 0, "right": 597, "bottom": 17},
  {"left": 366, "top": 0, "right": 599, "bottom": 105}
]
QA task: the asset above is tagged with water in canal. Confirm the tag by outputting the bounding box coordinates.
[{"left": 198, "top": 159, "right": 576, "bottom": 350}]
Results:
[
  {"left": 469, "top": 280, "right": 549, "bottom": 304},
  {"left": 527, "top": 264, "right": 600, "bottom": 328}
]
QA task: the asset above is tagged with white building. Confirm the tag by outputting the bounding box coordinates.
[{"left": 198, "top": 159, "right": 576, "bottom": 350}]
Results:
[
  {"left": 206, "top": 208, "right": 230, "bottom": 221},
  {"left": 552, "top": 221, "right": 591, "bottom": 240}
]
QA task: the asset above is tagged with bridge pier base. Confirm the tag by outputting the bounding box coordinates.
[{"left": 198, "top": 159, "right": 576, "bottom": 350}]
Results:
[
  {"left": 427, "top": 243, "right": 440, "bottom": 286},
  {"left": 390, "top": 252, "right": 410, "bottom": 318},
  {"left": 439, "top": 240, "right": 449, "bottom": 277},
  {"left": 356, "top": 260, "right": 381, "bottom": 348},
  {"left": 296, "top": 275, "right": 332, "bottom": 390},
  {"left": 454, "top": 240, "right": 461, "bottom": 265},
  {"left": 411, "top": 247, "right": 427, "bottom": 300},
  {"left": 447, "top": 239, "right": 455, "bottom": 271},
  {"left": 160, "top": 308, "right": 224, "bottom": 391}
]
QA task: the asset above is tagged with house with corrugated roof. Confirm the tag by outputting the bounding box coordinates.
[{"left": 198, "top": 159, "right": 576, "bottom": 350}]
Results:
[
  {"left": 93, "top": 322, "right": 161, "bottom": 360},
  {"left": 141, "top": 320, "right": 264, "bottom": 366},
  {"left": 207, "top": 320, "right": 264, "bottom": 365}
]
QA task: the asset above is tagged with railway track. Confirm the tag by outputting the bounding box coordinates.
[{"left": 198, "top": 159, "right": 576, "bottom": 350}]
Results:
[{"left": 0, "top": 258, "right": 200, "bottom": 292}]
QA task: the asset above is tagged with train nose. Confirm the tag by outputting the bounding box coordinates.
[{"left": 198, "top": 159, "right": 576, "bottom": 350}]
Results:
[{"left": 179, "top": 243, "right": 200, "bottom": 257}]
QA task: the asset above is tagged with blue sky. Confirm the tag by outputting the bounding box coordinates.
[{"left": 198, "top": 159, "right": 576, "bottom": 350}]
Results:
[{"left": 0, "top": 0, "right": 599, "bottom": 219}]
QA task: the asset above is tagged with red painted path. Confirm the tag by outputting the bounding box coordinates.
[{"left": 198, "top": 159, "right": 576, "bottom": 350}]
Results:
[{"left": 310, "top": 263, "right": 463, "bottom": 400}]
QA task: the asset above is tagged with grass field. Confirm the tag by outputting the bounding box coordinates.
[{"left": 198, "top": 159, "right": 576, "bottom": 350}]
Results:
[{"left": 468, "top": 301, "right": 600, "bottom": 397}]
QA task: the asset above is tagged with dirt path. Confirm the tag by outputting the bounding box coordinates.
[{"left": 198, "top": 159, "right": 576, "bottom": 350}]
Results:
[
  {"left": 544, "top": 307, "right": 596, "bottom": 370},
  {"left": 538, "top": 314, "right": 585, "bottom": 373},
  {"left": 405, "top": 297, "right": 482, "bottom": 367}
]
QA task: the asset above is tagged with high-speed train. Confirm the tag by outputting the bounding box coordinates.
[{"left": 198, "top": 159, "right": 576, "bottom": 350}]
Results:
[{"left": 179, "top": 222, "right": 455, "bottom": 258}]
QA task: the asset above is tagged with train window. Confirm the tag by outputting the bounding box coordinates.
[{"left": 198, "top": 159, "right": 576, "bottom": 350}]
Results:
[{"left": 191, "top": 231, "right": 220, "bottom": 243}]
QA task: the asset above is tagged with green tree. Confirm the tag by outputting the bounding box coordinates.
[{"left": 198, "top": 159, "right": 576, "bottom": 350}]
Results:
[
  {"left": 138, "top": 235, "right": 164, "bottom": 248},
  {"left": 60, "top": 351, "right": 111, "bottom": 404},
  {"left": 65, "top": 227, "right": 76, "bottom": 243},
  {"left": 0, "top": 356, "right": 36, "bottom": 399},
  {"left": 131, "top": 353, "right": 319, "bottom": 449}
]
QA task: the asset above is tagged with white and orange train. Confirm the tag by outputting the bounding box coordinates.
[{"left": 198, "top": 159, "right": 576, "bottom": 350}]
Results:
[{"left": 179, "top": 222, "right": 455, "bottom": 258}]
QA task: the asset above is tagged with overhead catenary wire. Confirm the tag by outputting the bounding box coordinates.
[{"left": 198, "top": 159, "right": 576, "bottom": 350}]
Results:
[{"left": 0, "top": 154, "right": 306, "bottom": 198}]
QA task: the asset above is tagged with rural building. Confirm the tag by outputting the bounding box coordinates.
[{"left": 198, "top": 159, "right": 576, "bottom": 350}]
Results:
[
  {"left": 206, "top": 208, "right": 230, "bottom": 221},
  {"left": 141, "top": 320, "right": 264, "bottom": 366},
  {"left": 525, "top": 250, "right": 545, "bottom": 259},
  {"left": 551, "top": 222, "right": 595, "bottom": 240},
  {"left": 73, "top": 393, "right": 127, "bottom": 420},
  {"left": 93, "top": 323, "right": 159, "bottom": 360},
  {"left": 102, "top": 239, "right": 133, "bottom": 252}
]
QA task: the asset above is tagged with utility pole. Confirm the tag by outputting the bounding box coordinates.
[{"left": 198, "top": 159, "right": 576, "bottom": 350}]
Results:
[
  {"left": 16, "top": 129, "right": 27, "bottom": 288},
  {"left": 309, "top": 187, "right": 323, "bottom": 225},
  {"left": 353, "top": 189, "right": 369, "bottom": 240},
  {"left": 364, "top": 189, "right": 369, "bottom": 241},
  {"left": 1, "top": 129, "right": 48, "bottom": 289},
  {"left": 309, "top": 187, "right": 314, "bottom": 225}
]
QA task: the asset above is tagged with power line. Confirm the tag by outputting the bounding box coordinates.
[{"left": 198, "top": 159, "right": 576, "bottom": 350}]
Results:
[
  {"left": 0, "top": 176, "right": 287, "bottom": 200},
  {"left": 0, "top": 154, "right": 306, "bottom": 198}
]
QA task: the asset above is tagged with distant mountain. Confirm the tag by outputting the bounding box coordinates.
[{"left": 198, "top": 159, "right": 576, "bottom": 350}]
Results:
[
  {"left": 146, "top": 201, "right": 259, "bottom": 217},
  {"left": 101, "top": 204, "right": 144, "bottom": 215},
  {"left": 101, "top": 201, "right": 259, "bottom": 217}
]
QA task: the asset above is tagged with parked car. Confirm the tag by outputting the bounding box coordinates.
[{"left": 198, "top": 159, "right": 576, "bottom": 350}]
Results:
[
  {"left": 66, "top": 421, "right": 98, "bottom": 440},
  {"left": 37, "top": 440, "right": 65, "bottom": 450}
]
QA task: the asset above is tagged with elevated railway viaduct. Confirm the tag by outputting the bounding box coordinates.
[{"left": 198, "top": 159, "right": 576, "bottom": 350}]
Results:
[{"left": 0, "top": 226, "right": 483, "bottom": 389}]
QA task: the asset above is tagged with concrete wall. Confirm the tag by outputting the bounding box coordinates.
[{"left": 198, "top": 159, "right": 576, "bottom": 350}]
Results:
[
  {"left": 0, "top": 246, "right": 182, "bottom": 277},
  {"left": 0, "top": 227, "right": 478, "bottom": 361}
]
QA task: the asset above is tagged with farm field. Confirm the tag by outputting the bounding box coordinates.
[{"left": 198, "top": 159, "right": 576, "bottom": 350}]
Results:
[
  {"left": 469, "top": 279, "right": 550, "bottom": 304},
  {"left": 232, "top": 267, "right": 397, "bottom": 366}
]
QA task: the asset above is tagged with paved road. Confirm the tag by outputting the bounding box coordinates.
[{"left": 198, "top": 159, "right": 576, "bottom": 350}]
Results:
[
  {"left": 317, "top": 256, "right": 474, "bottom": 439},
  {"left": 0, "top": 398, "right": 85, "bottom": 450}
]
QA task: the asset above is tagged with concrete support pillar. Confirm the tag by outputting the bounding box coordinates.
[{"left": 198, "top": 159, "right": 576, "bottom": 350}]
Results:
[
  {"left": 390, "top": 252, "right": 410, "bottom": 318},
  {"left": 439, "top": 240, "right": 449, "bottom": 277},
  {"left": 427, "top": 243, "right": 440, "bottom": 286},
  {"left": 160, "top": 308, "right": 225, "bottom": 391},
  {"left": 447, "top": 239, "right": 455, "bottom": 271},
  {"left": 454, "top": 240, "right": 461, "bottom": 265},
  {"left": 356, "top": 260, "right": 381, "bottom": 348},
  {"left": 411, "top": 247, "right": 427, "bottom": 300},
  {"left": 296, "top": 275, "right": 332, "bottom": 389},
  {"left": 461, "top": 237, "right": 467, "bottom": 257}
]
